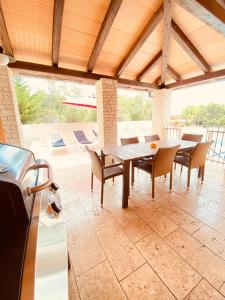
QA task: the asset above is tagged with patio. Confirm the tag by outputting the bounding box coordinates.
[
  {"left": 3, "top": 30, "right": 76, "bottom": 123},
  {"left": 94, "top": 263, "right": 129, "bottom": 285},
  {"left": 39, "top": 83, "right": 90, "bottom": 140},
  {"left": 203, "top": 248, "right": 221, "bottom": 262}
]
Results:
[
  {"left": 52, "top": 149, "right": 225, "bottom": 299},
  {"left": 0, "top": 0, "right": 225, "bottom": 299}
]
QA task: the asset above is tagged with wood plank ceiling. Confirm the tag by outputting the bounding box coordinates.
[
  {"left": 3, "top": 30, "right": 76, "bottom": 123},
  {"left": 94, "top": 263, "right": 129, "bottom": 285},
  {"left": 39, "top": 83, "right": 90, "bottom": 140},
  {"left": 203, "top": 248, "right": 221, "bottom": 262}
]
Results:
[{"left": 0, "top": 0, "right": 225, "bottom": 89}]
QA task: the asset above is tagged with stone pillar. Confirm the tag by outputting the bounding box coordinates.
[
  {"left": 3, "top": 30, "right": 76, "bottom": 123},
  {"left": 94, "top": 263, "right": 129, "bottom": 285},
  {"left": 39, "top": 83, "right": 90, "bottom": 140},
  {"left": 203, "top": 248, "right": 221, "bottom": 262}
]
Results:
[
  {"left": 152, "top": 88, "right": 172, "bottom": 138},
  {"left": 0, "top": 66, "right": 22, "bottom": 146},
  {"left": 96, "top": 78, "right": 117, "bottom": 148}
]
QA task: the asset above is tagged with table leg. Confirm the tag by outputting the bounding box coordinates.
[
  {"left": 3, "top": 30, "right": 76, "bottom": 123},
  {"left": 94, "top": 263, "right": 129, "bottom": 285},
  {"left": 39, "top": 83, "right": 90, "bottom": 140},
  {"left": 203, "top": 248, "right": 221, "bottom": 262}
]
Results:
[
  {"left": 101, "top": 150, "right": 106, "bottom": 165},
  {"left": 122, "top": 161, "right": 130, "bottom": 208}
]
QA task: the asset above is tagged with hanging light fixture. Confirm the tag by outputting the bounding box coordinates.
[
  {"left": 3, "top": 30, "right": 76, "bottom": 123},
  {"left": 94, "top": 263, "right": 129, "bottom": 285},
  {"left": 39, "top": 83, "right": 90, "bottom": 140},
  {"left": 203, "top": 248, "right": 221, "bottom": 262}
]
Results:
[{"left": 0, "top": 46, "right": 16, "bottom": 66}]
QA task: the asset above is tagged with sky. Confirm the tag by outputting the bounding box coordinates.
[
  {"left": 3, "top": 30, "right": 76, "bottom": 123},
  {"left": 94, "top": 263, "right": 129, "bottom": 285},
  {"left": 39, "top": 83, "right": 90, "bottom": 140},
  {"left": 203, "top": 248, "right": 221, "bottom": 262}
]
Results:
[{"left": 18, "top": 75, "right": 225, "bottom": 115}]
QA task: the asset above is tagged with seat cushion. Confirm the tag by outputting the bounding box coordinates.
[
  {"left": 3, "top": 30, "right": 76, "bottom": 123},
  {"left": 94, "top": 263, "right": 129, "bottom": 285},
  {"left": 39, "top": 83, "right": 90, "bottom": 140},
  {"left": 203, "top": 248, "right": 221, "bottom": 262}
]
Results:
[
  {"left": 134, "top": 161, "right": 153, "bottom": 174},
  {"left": 104, "top": 166, "right": 124, "bottom": 180},
  {"left": 52, "top": 139, "right": 66, "bottom": 147},
  {"left": 174, "top": 154, "right": 190, "bottom": 166}
]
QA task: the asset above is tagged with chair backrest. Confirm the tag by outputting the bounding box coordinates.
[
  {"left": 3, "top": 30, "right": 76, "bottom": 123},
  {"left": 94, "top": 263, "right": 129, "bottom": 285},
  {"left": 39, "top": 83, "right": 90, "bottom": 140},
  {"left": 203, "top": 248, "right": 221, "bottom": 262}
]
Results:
[
  {"left": 86, "top": 147, "right": 103, "bottom": 180},
  {"left": 74, "top": 130, "right": 88, "bottom": 142},
  {"left": 190, "top": 141, "right": 213, "bottom": 168},
  {"left": 145, "top": 134, "right": 160, "bottom": 142},
  {"left": 153, "top": 145, "right": 180, "bottom": 177},
  {"left": 120, "top": 136, "right": 139, "bottom": 145},
  {"left": 181, "top": 133, "right": 203, "bottom": 142}
]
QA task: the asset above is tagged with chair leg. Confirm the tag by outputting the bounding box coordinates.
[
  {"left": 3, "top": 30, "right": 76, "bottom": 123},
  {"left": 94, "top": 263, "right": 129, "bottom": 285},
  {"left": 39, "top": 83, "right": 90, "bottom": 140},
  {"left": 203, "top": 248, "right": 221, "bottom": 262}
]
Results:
[
  {"left": 152, "top": 176, "right": 155, "bottom": 198},
  {"left": 169, "top": 171, "right": 173, "bottom": 191},
  {"left": 187, "top": 168, "right": 191, "bottom": 189},
  {"left": 101, "top": 183, "right": 104, "bottom": 207},
  {"left": 174, "top": 162, "right": 176, "bottom": 170},
  {"left": 198, "top": 167, "right": 202, "bottom": 178},
  {"left": 180, "top": 165, "right": 183, "bottom": 173},
  {"left": 91, "top": 172, "right": 93, "bottom": 191},
  {"left": 131, "top": 162, "right": 135, "bottom": 186},
  {"left": 112, "top": 177, "right": 114, "bottom": 184},
  {"left": 164, "top": 174, "right": 167, "bottom": 179},
  {"left": 201, "top": 165, "right": 205, "bottom": 183}
]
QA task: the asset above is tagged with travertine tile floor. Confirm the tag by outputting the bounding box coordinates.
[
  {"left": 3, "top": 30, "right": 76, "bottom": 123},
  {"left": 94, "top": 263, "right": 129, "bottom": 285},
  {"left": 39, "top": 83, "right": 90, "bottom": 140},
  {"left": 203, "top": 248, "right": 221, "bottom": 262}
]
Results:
[{"left": 54, "top": 161, "right": 225, "bottom": 300}]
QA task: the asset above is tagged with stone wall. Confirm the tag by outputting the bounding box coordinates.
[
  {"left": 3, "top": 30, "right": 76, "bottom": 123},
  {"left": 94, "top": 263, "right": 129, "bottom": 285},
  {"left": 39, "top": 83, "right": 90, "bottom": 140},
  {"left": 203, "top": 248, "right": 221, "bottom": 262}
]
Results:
[
  {"left": 152, "top": 89, "right": 172, "bottom": 138},
  {"left": 0, "top": 66, "right": 22, "bottom": 145},
  {"left": 96, "top": 78, "right": 117, "bottom": 148},
  {"left": 21, "top": 121, "right": 152, "bottom": 148}
]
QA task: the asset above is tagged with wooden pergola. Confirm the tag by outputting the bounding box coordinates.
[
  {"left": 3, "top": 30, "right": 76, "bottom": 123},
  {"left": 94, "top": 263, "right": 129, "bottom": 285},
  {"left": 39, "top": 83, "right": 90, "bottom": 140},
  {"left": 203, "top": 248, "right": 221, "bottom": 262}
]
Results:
[{"left": 0, "top": 0, "right": 225, "bottom": 90}]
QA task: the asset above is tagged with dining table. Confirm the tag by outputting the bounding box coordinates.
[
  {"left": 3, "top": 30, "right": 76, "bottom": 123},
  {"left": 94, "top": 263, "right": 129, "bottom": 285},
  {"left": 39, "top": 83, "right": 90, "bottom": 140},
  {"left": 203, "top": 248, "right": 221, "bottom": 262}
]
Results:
[{"left": 101, "top": 139, "right": 198, "bottom": 208}]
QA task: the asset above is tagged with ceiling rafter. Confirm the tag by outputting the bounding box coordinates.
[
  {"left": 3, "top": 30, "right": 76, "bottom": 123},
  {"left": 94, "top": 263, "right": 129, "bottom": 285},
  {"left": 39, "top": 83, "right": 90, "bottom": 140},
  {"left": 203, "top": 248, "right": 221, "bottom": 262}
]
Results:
[
  {"left": 0, "top": 2, "right": 13, "bottom": 57},
  {"left": 87, "top": 0, "right": 122, "bottom": 72},
  {"left": 154, "top": 75, "right": 161, "bottom": 84},
  {"left": 165, "top": 68, "right": 225, "bottom": 88},
  {"left": 137, "top": 50, "right": 162, "bottom": 81},
  {"left": 167, "top": 65, "right": 181, "bottom": 81},
  {"left": 154, "top": 64, "right": 180, "bottom": 85},
  {"left": 116, "top": 3, "right": 163, "bottom": 77},
  {"left": 161, "top": 0, "right": 172, "bottom": 85},
  {"left": 8, "top": 61, "right": 159, "bottom": 90},
  {"left": 52, "top": 0, "right": 65, "bottom": 67},
  {"left": 171, "top": 20, "right": 210, "bottom": 73},
  {"left": 173, "top": 0, "right": 225, "bottom": 37}
]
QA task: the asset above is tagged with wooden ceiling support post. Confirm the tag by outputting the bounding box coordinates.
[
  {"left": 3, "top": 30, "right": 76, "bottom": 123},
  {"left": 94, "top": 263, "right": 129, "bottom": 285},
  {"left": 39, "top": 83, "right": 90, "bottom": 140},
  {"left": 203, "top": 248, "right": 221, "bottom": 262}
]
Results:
[
  {"left": 52, "top": 0, "right": 65, "bottom": 67},
  {"left": 87, "top": 0, "right": 122, "bottom": 72},
  {"left": 161, "top": 0, "right": 172, "bottom": 85}
]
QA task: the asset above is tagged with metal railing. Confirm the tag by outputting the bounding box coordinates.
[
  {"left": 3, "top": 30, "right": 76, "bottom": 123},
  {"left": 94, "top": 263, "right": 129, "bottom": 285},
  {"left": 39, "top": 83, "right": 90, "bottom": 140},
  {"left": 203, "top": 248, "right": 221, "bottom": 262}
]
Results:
[
  {"left": 206, "top": 128, "right": 225, "bottom": 165},
  {"left": 164, "top": 126, "right": 225, "bottom": 165},
  {"left": 164, "top": 127, "right": 181, "bottom": 139}
]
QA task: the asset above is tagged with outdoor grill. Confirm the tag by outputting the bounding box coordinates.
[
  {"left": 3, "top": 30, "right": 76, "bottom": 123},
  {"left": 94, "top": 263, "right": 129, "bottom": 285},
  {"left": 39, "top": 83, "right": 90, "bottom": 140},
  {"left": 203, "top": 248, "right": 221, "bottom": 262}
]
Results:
[{"left": 0, "top": 143, "right": 68, "bottom": 300}]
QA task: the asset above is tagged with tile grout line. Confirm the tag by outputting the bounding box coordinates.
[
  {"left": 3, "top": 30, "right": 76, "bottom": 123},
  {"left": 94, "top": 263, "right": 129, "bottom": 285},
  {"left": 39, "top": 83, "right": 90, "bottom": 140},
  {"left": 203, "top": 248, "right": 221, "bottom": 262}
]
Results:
[
  {"left": 75, "top": 192, "right": 131, "bottom": 298},
  {"left": 162, "top": 228, "right": 225, "bottom": 292},
  {"left": 135, "top": 230, "right": 201, "bottom": 300}
]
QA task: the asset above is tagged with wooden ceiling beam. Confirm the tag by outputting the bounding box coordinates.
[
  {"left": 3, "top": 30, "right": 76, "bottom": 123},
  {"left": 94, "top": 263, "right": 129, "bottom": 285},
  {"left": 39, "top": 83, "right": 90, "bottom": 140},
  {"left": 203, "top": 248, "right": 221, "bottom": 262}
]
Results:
[
  {"left": 161, "top": 0, "right": 172, "bottom": 85},
  {"left": 87, "top": 0, "right": 122, "bottom": 72},
  {"left": 167, "top": 65, "right": 181, "bottom": 81},
  {"left": 0, "top": 2, "right": 13, "bottom": 57},
  {"left": 116, "top": 3, "right": 163, "bottom": 77},
  {"left": 154, "top": 76, "right": 161, "bottom": 84},
  {"left": 171, "top": 20, "right": 210, "bottom": 73},
  {"left": 8, "top": 61, "right": 159, "bottom": 90},
  {"left": 137, "top": 50, "right": 162, "bottom": 81},
  {"left": 173, "top": 0, "right": 225, "bottom": 37},
  {"left": 165, "top": 68, "right": 225, "bottom": 89},
  {"left": 52, "top": 0, "right": 65, "bottom": 67}
]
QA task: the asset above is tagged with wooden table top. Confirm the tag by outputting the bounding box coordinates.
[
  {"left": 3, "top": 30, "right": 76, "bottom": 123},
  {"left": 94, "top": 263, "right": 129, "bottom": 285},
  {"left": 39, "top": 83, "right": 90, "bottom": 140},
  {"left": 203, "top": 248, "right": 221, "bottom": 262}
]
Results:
[{"left": 102, "top": 139, "right": 197, "bottom": 162}]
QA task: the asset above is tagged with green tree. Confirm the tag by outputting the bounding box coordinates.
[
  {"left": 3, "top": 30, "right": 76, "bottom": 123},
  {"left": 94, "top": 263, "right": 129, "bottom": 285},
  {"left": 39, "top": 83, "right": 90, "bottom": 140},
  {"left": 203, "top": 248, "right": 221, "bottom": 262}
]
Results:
[
  {"left": 181, "top": 103, "right": 225, "bottom": 127},
  {"left": 15, "top": 76, "right": 152, "bottom": 124},
  {"left": 15, "top": 76, "right": 45, "bottom": 124},
  {"left": 118, "top": 94, "right": 152, "bottom": 121}
]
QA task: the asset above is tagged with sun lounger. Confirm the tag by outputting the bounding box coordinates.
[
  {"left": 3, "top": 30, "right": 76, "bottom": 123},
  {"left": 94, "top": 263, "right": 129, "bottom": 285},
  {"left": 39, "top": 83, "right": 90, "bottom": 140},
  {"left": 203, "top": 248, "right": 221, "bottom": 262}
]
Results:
[
  {"left": 51, "top": 133, "right": 66, "bottom": 147},
  {"left": 92, "top": 129, "right": 98, "bottom": 137},
  {"left": 74, "top": 130, "right": 92, "bottom": 145}
]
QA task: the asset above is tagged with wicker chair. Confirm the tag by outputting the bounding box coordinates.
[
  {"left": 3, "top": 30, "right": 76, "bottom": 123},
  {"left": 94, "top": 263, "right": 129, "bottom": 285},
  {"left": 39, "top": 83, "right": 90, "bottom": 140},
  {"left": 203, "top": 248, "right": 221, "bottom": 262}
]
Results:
[
  {"left": 86, "top": 147, "right": 124, "bottom": 206},
  {"left": 174, "top": 141, "right": 213, "bottom": 189},
  {"left": 134, "top": 145, "right": 180, "bottom": 198},
  {"left": 181, "top": 133, "right": 203, "bottom": 142},
  {"left": 175, "top": 133, "right": 204, "bottom": 170},
  {"left": 120, "top": 137, "right": 140, "bottom": 186},
  {"left": 120, "top": 137, "right": 139, "bottom": 145},
  {"left": 145, "top": 134, "right": 160, "bottom": 142}
]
